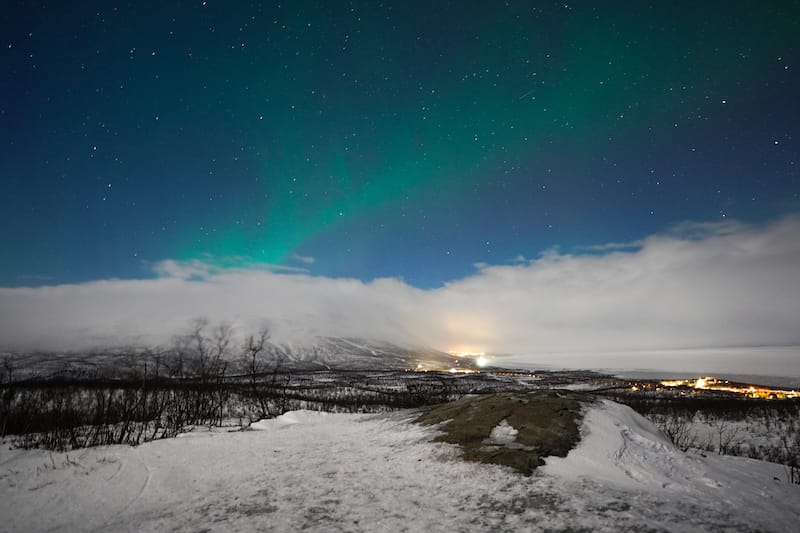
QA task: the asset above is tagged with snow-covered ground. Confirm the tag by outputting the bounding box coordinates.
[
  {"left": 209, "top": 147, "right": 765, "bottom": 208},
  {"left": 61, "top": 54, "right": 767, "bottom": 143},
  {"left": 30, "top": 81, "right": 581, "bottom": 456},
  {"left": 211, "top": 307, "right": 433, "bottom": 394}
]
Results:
[
  {"left": 688, "top": 412, "right": 797, "bottom": 460},
  {"left": 1, "top": 400, "right": 797, "bottom": 532}
]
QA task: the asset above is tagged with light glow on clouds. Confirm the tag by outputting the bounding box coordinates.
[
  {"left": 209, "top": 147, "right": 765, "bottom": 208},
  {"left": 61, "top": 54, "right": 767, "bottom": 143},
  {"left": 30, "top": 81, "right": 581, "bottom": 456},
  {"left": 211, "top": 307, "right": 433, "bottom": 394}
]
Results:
[{"left": 1, "top": 216, "right": 799, "bottom": 374}]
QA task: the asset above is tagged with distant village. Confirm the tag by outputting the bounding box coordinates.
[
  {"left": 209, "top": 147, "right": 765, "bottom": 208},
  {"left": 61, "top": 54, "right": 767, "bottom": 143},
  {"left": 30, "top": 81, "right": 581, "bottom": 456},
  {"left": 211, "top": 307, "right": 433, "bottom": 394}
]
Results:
[
  {"left": 419, "top": 361, "right": 800, "bottom": 401},
  {"left": 655, "top": 376, "right": 799, "bottom": 400}
]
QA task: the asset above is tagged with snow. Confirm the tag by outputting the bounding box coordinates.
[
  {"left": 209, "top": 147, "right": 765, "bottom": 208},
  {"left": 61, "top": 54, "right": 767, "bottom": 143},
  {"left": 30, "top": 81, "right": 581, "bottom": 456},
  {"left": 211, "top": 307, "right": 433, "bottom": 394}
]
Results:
[
  {"left": 542, "top": 400, "right": 800, "bottom": 529},
  {"left": 542, "top": 399, "right": 680, "bottom": 489},
  {"left": 681, "top": 413, "right": 792, "bottom": 459},
  {"left": 558, "top": 382, "right": 599, "bottom": 391},
  {"left": 485, "top": 419, "right": 519, "bottom": 445},
  {"left": 1, "top": 401, "right": 798, "bottom": 532}
]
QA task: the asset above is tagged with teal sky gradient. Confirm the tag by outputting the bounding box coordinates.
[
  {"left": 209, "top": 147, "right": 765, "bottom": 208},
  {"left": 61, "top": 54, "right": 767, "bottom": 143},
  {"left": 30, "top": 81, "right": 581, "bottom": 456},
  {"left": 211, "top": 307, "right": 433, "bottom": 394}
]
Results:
[{"left": 2, "top": 1, "right": 798, "bottom": 286}]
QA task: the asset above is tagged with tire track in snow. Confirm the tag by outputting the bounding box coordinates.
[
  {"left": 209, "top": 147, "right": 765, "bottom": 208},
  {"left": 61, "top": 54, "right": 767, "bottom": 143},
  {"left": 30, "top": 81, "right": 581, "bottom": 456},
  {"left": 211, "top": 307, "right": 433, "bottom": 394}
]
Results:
[
  {"left": 91, "top": 448, "right": 151, "bottom": 532},
  {"left": 120, "top": 449, "right": 152, "bottom": 513}
]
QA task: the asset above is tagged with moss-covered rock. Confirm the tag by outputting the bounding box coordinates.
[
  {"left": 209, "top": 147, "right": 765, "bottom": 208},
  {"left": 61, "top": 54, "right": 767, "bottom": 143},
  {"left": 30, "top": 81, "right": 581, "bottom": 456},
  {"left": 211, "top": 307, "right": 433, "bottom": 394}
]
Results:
[{"left": 416, "top": 391, "right": 587, "bottom": 475}]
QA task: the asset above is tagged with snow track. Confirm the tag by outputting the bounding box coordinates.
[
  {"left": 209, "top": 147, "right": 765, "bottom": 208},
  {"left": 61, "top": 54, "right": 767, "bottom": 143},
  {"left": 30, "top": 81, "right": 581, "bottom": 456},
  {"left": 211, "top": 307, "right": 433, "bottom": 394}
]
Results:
[{"left": 1, "top": 402, "right": 798, "bottom": 532}]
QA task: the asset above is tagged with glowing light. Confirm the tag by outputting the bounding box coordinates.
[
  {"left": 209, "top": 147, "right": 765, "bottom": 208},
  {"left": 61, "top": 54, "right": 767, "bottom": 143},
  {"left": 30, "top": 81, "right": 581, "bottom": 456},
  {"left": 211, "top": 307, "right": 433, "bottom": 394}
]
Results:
[
  {"left": 658, "top": 376, "right": 798, "bottom": 400},
  {"left": 476, "top": 356, "right": 488, "bottom": 367},
  {"left": 659, "top": 379, "right": 688, "bottom": 387},
  {"left": 447, "top": 349, "right": 486, "bottom": 358}
]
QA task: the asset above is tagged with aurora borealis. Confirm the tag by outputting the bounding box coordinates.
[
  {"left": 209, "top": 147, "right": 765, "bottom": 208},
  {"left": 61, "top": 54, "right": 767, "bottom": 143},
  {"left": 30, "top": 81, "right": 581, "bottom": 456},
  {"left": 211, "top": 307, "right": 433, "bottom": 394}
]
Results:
[
  {"left": 3, "top": 1, "right": 798, "bottom": 287},
  {"left": 2, "top": 2, "right": 800, "bottom": 374}
]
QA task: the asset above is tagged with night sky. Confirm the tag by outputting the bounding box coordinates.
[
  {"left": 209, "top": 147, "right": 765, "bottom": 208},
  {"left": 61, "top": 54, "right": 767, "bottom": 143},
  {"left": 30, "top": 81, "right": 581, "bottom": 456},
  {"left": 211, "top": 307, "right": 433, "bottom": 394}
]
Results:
[{"left": 2, "top": 1, "right": 799, "bottom": 288}]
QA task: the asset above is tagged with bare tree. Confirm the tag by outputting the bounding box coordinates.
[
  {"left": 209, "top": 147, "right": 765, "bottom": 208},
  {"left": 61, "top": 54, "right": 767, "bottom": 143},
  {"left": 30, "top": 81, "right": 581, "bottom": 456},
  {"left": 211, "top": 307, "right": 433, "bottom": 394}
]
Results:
[
  {"left": 782, "top": 432, "right": 800, "bottom": 484},
  {"left": 244, "top": 327, "right": 270, "bottom": 380},
  {"left": 714, "top": 420, "right": 741, "bottom": 455},
  {"left": 655, "top": 414, "right": 699, "bottom": 452},
  {"left": 1, "top": 357, "right": 13, "bottom": 384},
  {"left": 239, "top": 327, "right": 291, "bottom": 421}
]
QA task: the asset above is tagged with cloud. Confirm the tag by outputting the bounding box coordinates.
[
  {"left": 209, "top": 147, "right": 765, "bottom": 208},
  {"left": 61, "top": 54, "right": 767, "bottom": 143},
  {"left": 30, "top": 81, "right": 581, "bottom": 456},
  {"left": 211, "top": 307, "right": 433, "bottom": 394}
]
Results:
[
  {"left": 290, "top": 253, "right": 316, "bottom": 265},
  {"left": 575, "top": 240, "right": 644, "bottom": 252},
  {"left": 1, "top": 215, "right": 799, "bottom": 374},
  {"left": 152, "top": 257, "right": 309, "bottom": 279}
]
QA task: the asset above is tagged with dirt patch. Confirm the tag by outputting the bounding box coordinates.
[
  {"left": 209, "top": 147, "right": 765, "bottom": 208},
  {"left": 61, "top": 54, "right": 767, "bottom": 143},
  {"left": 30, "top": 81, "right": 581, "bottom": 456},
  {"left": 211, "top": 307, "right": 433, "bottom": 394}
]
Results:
[{"left": 416, "top": 391, "right": 588, "bottom": 475}]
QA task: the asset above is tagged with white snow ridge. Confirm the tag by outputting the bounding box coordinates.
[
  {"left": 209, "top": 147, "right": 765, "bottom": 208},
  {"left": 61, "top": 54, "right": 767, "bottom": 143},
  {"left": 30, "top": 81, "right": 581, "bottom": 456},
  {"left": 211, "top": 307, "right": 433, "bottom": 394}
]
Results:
[
  {"left": 486, "top": 419, "right": 519, "bottom": 445},
  {"left": 1, "top": 401, "right": 798, "bottom": 532}
]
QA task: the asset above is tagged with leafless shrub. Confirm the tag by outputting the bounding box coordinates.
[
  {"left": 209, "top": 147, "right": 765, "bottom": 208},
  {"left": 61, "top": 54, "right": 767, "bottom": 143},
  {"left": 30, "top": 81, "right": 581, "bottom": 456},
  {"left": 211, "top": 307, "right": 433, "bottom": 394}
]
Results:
[
  {"left": 238, "top": 327, "right": 293, "bottom": 421},
  {"left": 615, "top": 394, "right": 800, "bottom": 483},
  {"left": 782, "top": 433, "right": 800, "bottom": 484},
  {"left": 651, "top": 414, "right": 698, "bottom": 452},
  {"left": 714, "top": 420, "right": 742, "bottom": 455}
]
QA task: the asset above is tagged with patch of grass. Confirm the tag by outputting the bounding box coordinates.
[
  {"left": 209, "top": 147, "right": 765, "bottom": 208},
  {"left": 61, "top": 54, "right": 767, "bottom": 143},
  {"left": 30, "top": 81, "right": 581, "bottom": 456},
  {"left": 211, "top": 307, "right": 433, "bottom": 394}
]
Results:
[{"left": 416, "top": 391, "right": 588, "bottom": 475}]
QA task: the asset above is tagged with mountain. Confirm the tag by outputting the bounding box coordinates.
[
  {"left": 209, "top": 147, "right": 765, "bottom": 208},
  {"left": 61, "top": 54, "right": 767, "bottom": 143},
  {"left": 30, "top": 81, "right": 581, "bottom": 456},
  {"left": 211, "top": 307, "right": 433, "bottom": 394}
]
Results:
[
  {"left": 1, "top": 337, "right": 471, "bottom": 379},
  {"left": 265, "top": 337, "right": 468, "bottom": 371}
]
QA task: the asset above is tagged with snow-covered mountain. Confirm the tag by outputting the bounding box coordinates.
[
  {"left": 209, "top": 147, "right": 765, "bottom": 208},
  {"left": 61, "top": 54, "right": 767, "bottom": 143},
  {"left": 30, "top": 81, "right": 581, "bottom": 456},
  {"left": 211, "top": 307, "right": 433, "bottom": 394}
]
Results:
[
  {"left": 265, "top": 337, "right": 467, "bottom": 371},
  {"left": 1, "top": 337, "right": 470, "bottom": 379}
]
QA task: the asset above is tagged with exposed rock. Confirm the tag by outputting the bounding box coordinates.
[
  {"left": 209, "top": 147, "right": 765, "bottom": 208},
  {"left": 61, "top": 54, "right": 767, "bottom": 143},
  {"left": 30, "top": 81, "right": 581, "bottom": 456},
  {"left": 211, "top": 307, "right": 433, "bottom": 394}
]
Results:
[{"left": 416, "top": 391, "right": 587, "bottom": 475}]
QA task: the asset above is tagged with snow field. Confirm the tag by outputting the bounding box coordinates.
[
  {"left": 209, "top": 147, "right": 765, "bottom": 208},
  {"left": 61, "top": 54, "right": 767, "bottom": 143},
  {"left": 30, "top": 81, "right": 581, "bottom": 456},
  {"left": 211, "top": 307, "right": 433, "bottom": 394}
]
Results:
[{"left": 0, "top": 401, "right": 797, "bottom": 532}]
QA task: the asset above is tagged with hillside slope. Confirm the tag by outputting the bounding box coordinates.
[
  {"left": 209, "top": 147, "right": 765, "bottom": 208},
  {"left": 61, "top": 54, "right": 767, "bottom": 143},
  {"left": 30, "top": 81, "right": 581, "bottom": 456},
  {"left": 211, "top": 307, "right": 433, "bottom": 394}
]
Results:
[
  {"left": 2, "top": 337, "right": 466, "bottom": 378},
  {"left": 268, "top": 337, "right": 465, "bottom": 370},
  {"left": 0, "top": 399, "right": 797, "bottom": 532}
]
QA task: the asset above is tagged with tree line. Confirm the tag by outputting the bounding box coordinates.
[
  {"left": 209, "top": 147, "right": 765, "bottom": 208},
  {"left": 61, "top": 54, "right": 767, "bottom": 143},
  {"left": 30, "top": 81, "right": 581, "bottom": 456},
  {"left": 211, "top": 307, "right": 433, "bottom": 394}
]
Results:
[{"left": 0, "top": 321, "right": 465, "bottom": 451}]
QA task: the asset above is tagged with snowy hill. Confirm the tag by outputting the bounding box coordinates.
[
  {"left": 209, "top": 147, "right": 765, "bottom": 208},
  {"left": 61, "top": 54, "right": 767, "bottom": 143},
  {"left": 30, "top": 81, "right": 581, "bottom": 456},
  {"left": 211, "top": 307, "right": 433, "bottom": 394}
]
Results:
[
  {"left": 1, "top": 399, "right": 797, "bottom": 532},
  {"left": 266, "top": 337, "right": 466, "bottom": 371},
  {"left": 2, "top": 337, "right": 466, "bottom": 378}
]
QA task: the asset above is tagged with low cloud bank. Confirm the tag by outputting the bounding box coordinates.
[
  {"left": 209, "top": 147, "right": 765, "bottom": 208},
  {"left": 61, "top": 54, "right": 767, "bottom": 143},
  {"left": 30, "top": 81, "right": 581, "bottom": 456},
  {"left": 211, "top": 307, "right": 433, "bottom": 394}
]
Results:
[{"left": 1, "top": 216, "right": 799, "bottom": 373}]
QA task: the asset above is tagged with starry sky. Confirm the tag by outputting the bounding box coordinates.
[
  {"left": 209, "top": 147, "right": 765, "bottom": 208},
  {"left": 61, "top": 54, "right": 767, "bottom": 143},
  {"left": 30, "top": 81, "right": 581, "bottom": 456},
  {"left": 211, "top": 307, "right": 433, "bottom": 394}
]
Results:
[{"left": 2, "top": 1, "right": 799, "bottom": 289}]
